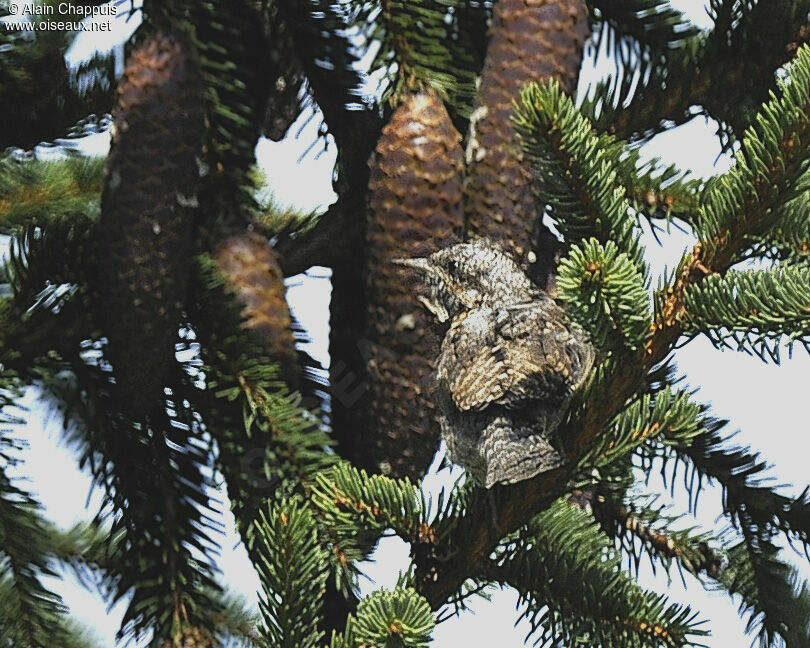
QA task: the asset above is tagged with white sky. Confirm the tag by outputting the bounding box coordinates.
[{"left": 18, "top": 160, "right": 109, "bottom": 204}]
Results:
[{"left": 6, "top": 0, "right": 810, "bottom": 646}]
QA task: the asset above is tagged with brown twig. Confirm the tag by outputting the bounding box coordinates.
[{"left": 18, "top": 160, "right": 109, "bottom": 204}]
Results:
[
  {"left": 570, "top": 489, "right": 724, "bottom": 579},
  {"left": 273, "top": 199, "right": 363, "bottom": 277}
]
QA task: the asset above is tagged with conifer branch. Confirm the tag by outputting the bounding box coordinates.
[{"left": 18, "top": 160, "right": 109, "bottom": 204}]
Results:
[
  {"left": 586, "top": 2, "right": 810, "bottom": 142},
  {"left": 588, "top": 0, "right": 699, "bottom": 54},
  {"left": 0, "top": 431, "right": 69, "bottom": 647},
  {"left": 715, "top": 537, "right": 810, "bottom": 647},
  {"left": 558, "top": 238, "right": 652, "bottom": 353},
  {"left": 674, "top": 427, "right": 810, "bottom": 548},
  {"left": 273, "top": 200, "right": 361, "bottom": 276},
  {"left": 605, "top": 141, "right": 704, "bottom": 225},
  {"left": 0, "top": 156, "right": 103, "bottom": 234},
  {"left": 353, "top": 0, "right": 480, "bottom": 110},
  {"left": 311, "top": 464, "right": 427, "bottom": 547},
  {"left": 191, "top": 0, "right": 270, "bottom": 229},
  {"left": 275, "top": 0, "right": 376, "bottom": 162},
  {"left": 331, "top": 587, "right": 435, "bottom": 648},
  {"left": 683, "top": 264, "right": 810, "bottom": 361},
  {"left": 616, "top": 387, "right": 713, "bottom": 458},
  {"left": 190, "top": 256, "right": 334, "bottom": 544},
  {"left": 45, "top": 519, "right": 120, "bottom": 592},
  {"left": 0, "top": 218, "right": 101, "bottom": 389},
  {"left": 745, "top": 192, "right": 810, "bottom": 264},
  {"left": 651, "top": 43, "right": 810, "bottom": 362},
  {"left": 514, "top": 79, "right": 646, "bottom": 269},
  {"left": 484, "top": 499, "right": 707, "bottom": 647},
  {"left": 9, "top": 224, "right": 224, "bottom": 645},
  {"left": 418, "top": 42, "right": 810, "bottom": 613},
  {"left": 0, "top": 10, "right": 115, "bottom": 151},
  {"left": 254, "top": 497, "right": 329, "bottom": 648},
  {"left": 573, "top": 489, "right": 724, "bottom": 580}
]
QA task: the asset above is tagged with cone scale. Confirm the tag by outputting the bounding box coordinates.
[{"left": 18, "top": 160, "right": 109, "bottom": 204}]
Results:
[
  {"left": 214, "top": 231, "right": 300, "bottom": 388},
  {"left": 348, "top": 90, "right": 464, "bottom": 479},
  {"left": 464, "top": 0, "right": 589, "bottom": 275}
]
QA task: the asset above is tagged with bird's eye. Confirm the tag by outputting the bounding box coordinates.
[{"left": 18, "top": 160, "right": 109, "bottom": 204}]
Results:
[{"left": 447, "top": 260, "right": 458, "bottom": 274}]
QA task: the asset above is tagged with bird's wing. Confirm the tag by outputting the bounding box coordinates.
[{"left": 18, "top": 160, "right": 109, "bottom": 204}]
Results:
[{"left": 438, "top": 302, "right": 593, "bottom": 412}]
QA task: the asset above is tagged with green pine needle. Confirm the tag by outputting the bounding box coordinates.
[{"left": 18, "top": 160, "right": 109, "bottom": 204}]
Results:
[
  {"left": 558, "top": 237, "right": 652, "bottom": 353},
  {"left": 695, "top": 44, "right": 810, "bottom": 259},
  {"left": 584, "top": 387, "right": 706, "bottom": 468},
  {"left": 513, "top": 78, "right": 648, "bottom": 273},
  {"left": 351, "top": 588, "right": 436, "bottom": 648},
  {"left": 683, "top": 264, "right": 810, "bottom": 362},
  {"left": 254, "top": 497, "right": 329, "bottom": 648},
  {"left": 489, "top": 498, "right": 707, "bottom": 648}
]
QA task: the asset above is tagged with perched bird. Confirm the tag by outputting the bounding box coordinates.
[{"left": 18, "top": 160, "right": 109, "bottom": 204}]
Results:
[{"left": 396, "top": 240, "right": 595, "bottom": 488}]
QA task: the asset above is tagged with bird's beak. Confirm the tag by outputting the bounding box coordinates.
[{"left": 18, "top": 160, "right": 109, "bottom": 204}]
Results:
[{"left": 392, "top": 257, "right": 431, "bottom": 274}]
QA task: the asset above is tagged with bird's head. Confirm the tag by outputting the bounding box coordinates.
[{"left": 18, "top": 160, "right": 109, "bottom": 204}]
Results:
[{"left": 394, "top": 240, "right": 536, "bottom": 323}]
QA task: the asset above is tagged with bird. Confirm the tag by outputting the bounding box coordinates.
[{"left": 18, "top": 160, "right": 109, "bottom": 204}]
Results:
[{"left": 395, "top": 240, "right": 595, "bottom": 488}]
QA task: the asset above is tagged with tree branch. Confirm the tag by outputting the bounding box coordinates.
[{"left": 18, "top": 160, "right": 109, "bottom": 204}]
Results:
[
  {"left": 413, "top": 194, "right": 771, "bottom": 610},
  {"left": 603, "top": 15, "right": 810, "bottom": 142},
  {"left": 570, "top": 489, "right": 724, "bottom": 579},
  {"left": 273, "top": 200, "right": 363, "bottom": 276}
]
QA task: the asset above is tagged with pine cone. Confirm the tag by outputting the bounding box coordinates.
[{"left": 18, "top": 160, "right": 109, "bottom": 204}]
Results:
[
  {"left": 98, "top": 30, "right": 205, "bottom": 419},
  {"left": 213, "top": 231, "right": 299, "bottom": 388},
  {"left": 464, "top": 0, "right": 589, "bottom": 275},
  {"left": 353, "top": 90, "right": 464, "bottom": 479}
]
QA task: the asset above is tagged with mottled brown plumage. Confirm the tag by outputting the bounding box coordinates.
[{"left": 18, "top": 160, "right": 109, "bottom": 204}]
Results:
[{"left": 400, "top": 240, "right": 594, "bottom": 487}]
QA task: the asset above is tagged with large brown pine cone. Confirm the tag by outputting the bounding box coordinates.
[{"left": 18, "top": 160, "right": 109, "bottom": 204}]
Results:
[
  {"left": 98, "top": 30, "right": 205, "bottom": 419},
  {"left": 464, "top": 0, "right": 589, "bottom": 277},
  {"left": 213, "top": 231, "right": 299, "bottom": 388},
  {"left": 333, "top": 90, "right": 464, "bottom": 480}
]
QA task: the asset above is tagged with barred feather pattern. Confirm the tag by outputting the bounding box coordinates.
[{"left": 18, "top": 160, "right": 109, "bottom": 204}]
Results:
[
  {"left": 342, "top": 90, "right": 464, "bottom": 479},
  {"left": 464, "top": 0, "right": 589, "bottom": 273},
  {"left": 406, "top": 241, "right": 595, "bottom": 487},
  {"left": 97, "top": 30, "right": 204, "bottom": 418}
]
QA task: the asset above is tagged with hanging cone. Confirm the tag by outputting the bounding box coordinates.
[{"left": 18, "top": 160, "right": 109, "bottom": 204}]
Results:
[
  {"left": 464, "top": 0, "right": 589, "bottom": 278},
  {"left": 98, "top": 30, "right": 205, "bottom": 419},
  {"left": 213, "top": 231, "right": 300, "bottom": 389},
  {"left": 332, "top": 90, "right": 464, "bottom": 480}
]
